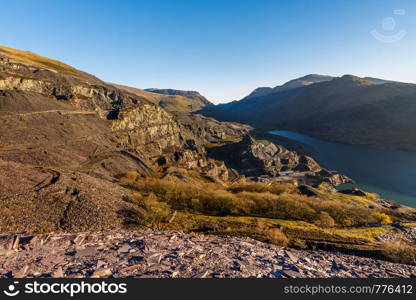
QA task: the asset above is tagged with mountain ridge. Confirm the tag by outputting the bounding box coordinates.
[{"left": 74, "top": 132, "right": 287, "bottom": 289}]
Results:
[{"left": 202, "top": 74, "right": 416, "bottom": 151}]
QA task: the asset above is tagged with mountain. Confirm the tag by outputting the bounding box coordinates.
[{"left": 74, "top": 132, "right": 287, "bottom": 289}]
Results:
[
  {"left": 0, "top": 45, "right": 334, "bottom": 232},
  {"left": 112, "top": 85, "right": 213, "bottom": 113},
  {"left": 202, "top": 74, "right": 416, "bottom": 151},
  {"left": 213, "top": 74, "right": 333, "bottom": 113},
  {"left": 144, "top": 88, "right": 212, "bottom": 106},
  {"left": 0, "top": 45, "right": 249, "bottom": 232},
  {"left": 363, "top": 77, "right": 397, "bottom": 85},
  {"left": 244, "top": 74, "right": 334, "bottom": 100}
]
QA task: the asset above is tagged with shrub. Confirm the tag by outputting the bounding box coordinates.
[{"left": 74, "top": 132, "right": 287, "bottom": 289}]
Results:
[
  {"left": 132, "top": 193, "right": 172, "bottom": 228},
  {"left": 119, "top": 171, "right": 140, "bottom": 183},
  {"left": 265, "top": 228, "right": 289, "bottom": 246},
  {"left": 301, "top": 197, "right": 379, "bottom": 226},
  {"left": 382, "top": 242, "right": 416, "bottom": 265},
  {"left": 126, "top": 192, "right": 144, "bottom": 205},
  {"left": 255, "top": 220, "right": 289, "bottom": 246},
  {"left": 228, "top": 182, "right": 290, "bottom": 195},
  {"left": 315, "top": 211, "right": 336, "bottom": 227},
  {"left": 373, "top": 212, "right": 392, "bottom": 224},
  {"left": 131, "top": 178, "right": 236, "bottom": 216},
  {"left": 127, "top": 177, "right": 392, "bottom": 227}
]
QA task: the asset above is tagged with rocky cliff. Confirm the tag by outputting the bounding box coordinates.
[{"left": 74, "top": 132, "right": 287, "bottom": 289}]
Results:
[
  {"left": 208, "top": 135, "right": 351, "bottom": 185},
  {"left": 0, "top": 47, "right": 239, "bottom": 232}
]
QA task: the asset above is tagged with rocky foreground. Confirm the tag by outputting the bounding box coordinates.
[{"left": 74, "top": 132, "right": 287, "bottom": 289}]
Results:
[{"left": 1, "top": 230, "right": 415, "bottom": 278}]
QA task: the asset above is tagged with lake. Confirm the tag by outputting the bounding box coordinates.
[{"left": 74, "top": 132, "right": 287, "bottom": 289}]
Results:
[{"left": 269, "top": 130, "right": 416, "bottom": 207}]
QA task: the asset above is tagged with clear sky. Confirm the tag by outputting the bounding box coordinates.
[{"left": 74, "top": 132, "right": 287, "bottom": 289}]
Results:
[{"left": 1, "top": 0, "right": 415, "bottom": 103}]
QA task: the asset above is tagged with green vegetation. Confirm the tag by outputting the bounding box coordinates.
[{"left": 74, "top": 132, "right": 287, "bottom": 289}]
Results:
[
  {"left": 381, "top": 242, "right": 416, "bottom": 266},
  {"left": 118, "top": 171, "right": 416, "bottom": 265},
  {"left": 122, "top": 176, "right": 395, "bottom": 227}
]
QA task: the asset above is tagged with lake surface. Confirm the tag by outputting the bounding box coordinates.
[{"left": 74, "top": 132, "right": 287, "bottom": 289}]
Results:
[{"left": 269, "top": 130, "right": 416, "bottom": 207}]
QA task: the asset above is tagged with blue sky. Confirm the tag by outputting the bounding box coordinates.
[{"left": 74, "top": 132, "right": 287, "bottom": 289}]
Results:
[{"left": 1, "top": 0, "right": 415, "bottom": 103}]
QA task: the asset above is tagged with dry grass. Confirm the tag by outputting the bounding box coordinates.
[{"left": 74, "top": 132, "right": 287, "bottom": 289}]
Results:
[
  {"left": 0, "top": 45, "right": 94, "bottom": 81},
  {"left": 255, "top": 220, "right": 289, "bottom": 246},
  {"left": 118, "top": 174, "right": 416, "bottom": 265},
  {"left": 381, "top": 241, "right": 416, "bottom": 265},
  {"left": 373, "top": 212, "right": 393, "bottom": 224},
  {"left": 125, "top": 192, "right": 172, "bottom": 229},
  {"left": 227, "top": 182, "right": 292, "bottom": 195},
  {"left": 113, "top": 83, "right": 206, "bottom": 112},
  {"left": 315, "top": 211, "right": 336, "bottom": 227}
]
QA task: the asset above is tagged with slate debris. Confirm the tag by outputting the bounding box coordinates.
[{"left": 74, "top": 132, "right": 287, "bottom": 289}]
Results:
[{"left": 0, "top": 229, "right": 415, "bottom": 278}]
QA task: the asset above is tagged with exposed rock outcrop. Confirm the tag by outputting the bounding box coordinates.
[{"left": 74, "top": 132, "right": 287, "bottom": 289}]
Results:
[{"left": 208, "top": 135, "right": 351, "bottom": 185}]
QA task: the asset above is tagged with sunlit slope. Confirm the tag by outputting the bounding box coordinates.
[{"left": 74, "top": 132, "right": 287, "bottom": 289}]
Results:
[{"left": 0, "top": 45, "right": 100, "bottom": 82}]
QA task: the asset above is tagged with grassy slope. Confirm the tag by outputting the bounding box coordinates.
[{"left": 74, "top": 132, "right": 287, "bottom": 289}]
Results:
[
  {"left": 0, "top": 45, "right": 209, "bottom": 113},
  {"left": 0, "top": 45, "right": 99, "bottom": 82},
  {"left": 112, "top": 83, "right": 208, "bottom": 113}
]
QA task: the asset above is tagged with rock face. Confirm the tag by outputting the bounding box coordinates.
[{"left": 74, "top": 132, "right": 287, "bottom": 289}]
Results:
[
  {"left": 339, "top": 188, "right": 367, "bottom": 197},
  {"left": 0, "top": 229, "right": 415, "bottom": 278},
  {"left": 208, "top": 135, "right": 351, "bottom": 185},
  {"left": 208, "top": 135, "right": 316, "bottom": 177},
  {"left": 0, "top": 48, "right": 244, "bottom": 232},
  {"left": 173, "top": 112, "right": 252, "bottom": 144}
]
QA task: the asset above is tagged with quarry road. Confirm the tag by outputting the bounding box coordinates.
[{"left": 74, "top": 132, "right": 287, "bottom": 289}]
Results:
[{"left": 3, "top": 109, "right": 98, "bottom": 116}]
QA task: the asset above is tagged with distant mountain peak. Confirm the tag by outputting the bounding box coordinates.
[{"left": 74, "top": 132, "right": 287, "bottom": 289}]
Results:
[
  {"left": 144, "top": 88, "right": 199, "bottom": 94},
  {"left": 244, "top": 74, "right": 334, "bottom": 100},
  {"left": 143, "top": 88, "right": 212, "bottom": 107},
  {"left": 337, "top": 75, "right": 375, "bottom": 85},
  {"left": 291, "top": 74, "right": 333, "bottom": 82}
]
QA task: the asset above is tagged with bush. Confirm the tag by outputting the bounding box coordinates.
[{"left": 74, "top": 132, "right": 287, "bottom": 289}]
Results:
[
  {"left": 373, "top": 212, "right": 392, "bottom": 224},
  {"left": 228, "top": 182, "right": 290, "bottom": 195},
  {"left": 119, "top": 171, "right": 140, "bottom": 183},
  {"left": 315, "top": 211, "right": 336, "bottom": 227},
  {"left": 382, "top": 242, "right": 416, "bottom": 265},
  {"left": 127, "top": 177, "right": 393, "bottom": 227},
  {"left": 130, "top": 192, "right": 172, "bottom": 228},
  {"left": 301, "top": 197, "right": 379, "bottom": 226},
  {"left": 255, "top": 220, "right": 289, "bottom": 246},
  {"left": 131, "top": 178, "right": 236, "bottom": 216},
  {"left": 265, "top": 228, "right": 289, "bottom": 246}
]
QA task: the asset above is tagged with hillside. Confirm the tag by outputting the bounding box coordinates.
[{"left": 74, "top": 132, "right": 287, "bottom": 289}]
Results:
[
  {"left": 0, "top": 46, "right": 101, "bottom": 82},
  {"left": 0, "top": 45, "right": 347, "bottom": 233},
  {"left": 243, "top": 74, "right": 334, "bottom": 100},
  {"left": 202, "top": 75, "right": 416, "bottom": 151},
  {"left": 113, "top": 84, "right": 212, "bottom": 113},
  {"left": 1, "top": 46, "right": 416, "bottom": 275}
]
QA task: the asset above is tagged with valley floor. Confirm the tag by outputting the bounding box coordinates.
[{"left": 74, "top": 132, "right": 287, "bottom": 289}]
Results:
[{"left": 1, "top": 229, "right": 415, "bottom": 278}]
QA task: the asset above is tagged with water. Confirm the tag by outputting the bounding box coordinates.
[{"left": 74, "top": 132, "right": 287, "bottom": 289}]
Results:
[{"left": 269, "top": 130, "right": 416, "bottom": 207}]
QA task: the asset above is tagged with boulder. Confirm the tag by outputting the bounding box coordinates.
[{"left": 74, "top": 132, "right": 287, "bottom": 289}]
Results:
[{"left": 338, "top": 188, "right": 367, "bottom": 197}]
